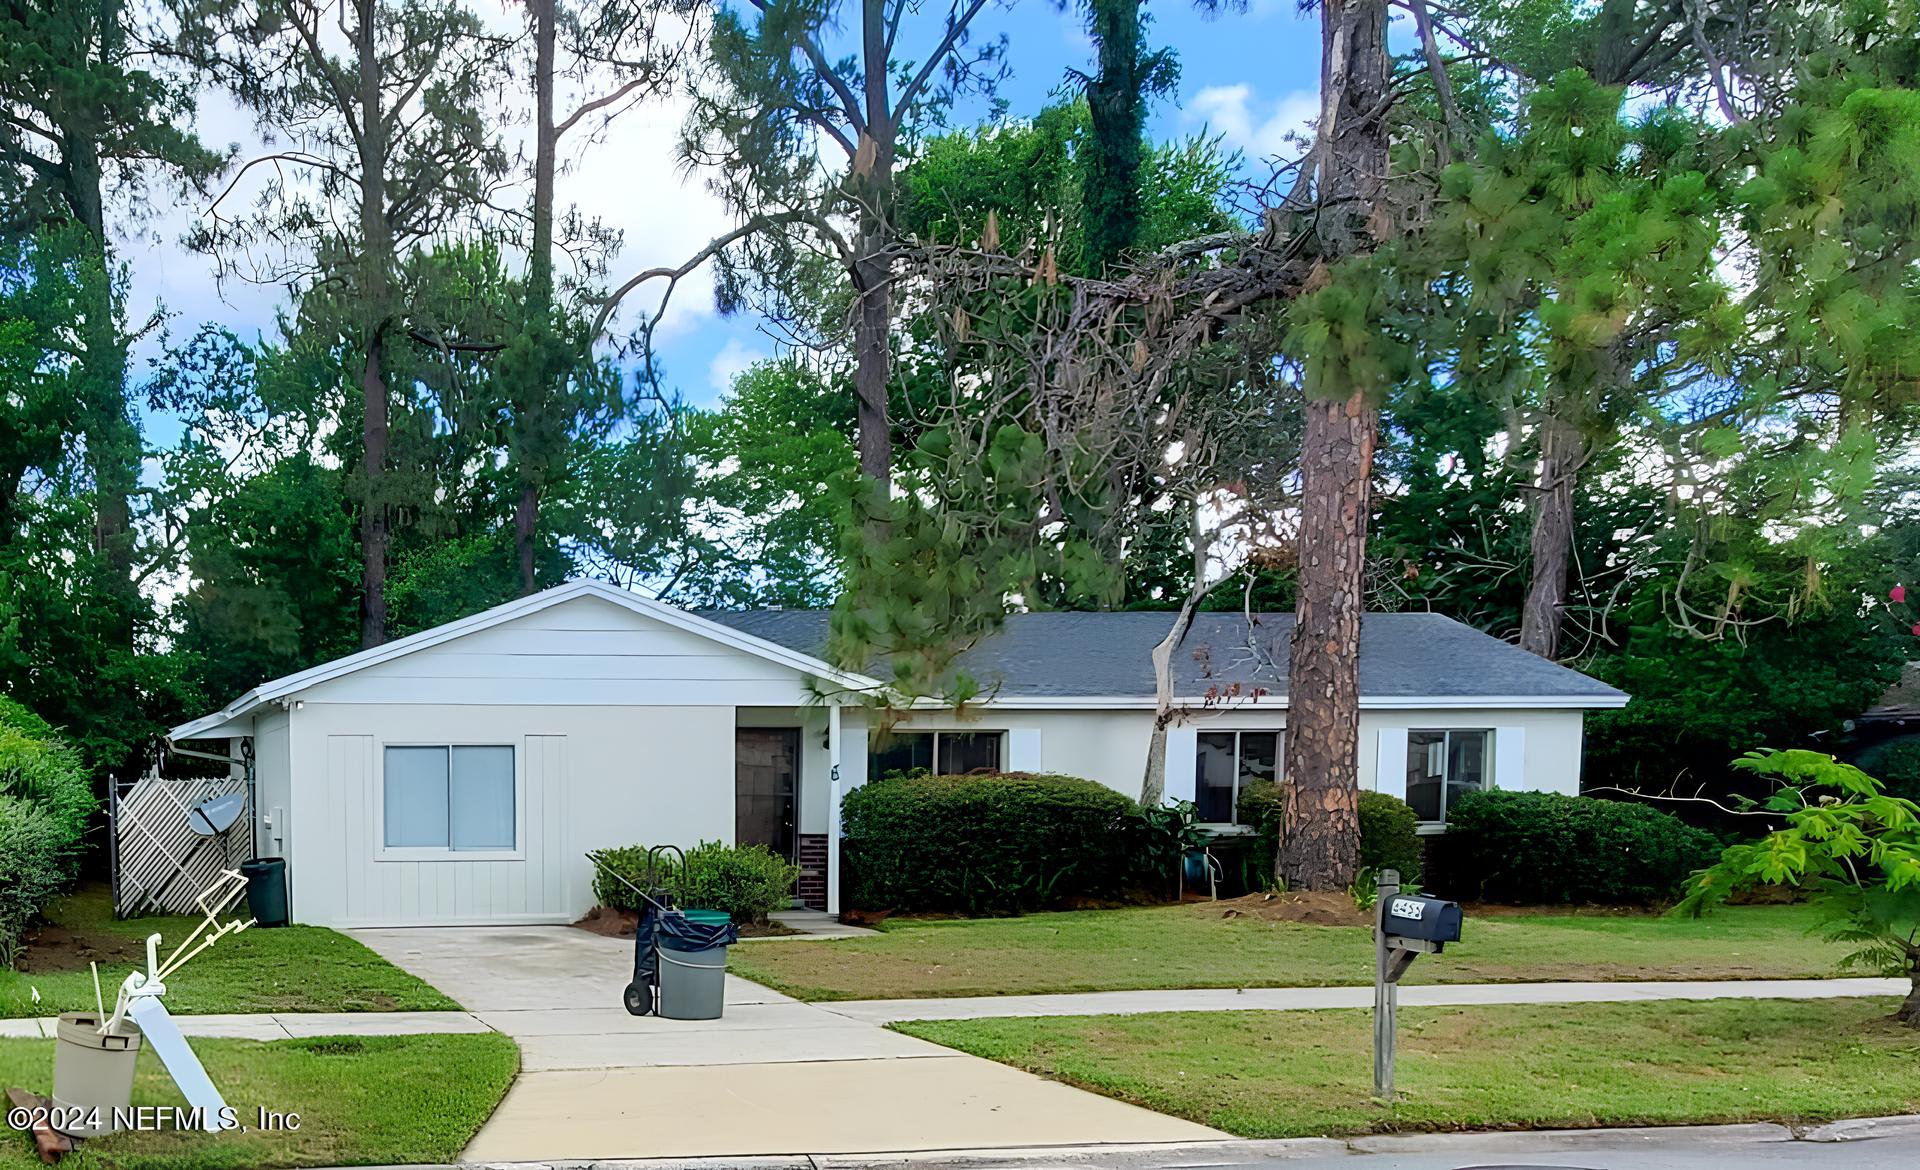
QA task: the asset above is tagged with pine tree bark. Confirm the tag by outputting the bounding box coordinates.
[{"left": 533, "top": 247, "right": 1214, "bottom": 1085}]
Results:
[
  {"left": 1276, "top": 0, "right": 1391, "bottom": 892},
  {"left": 1082, "top": 0, "right": 1146, "bottom": 275},
  {"left": 63, "top": 2, "right": 142, "bottom": 654},
  {"left": 850, "top": 0, "right": 896, "bottom": 489},
  {"left": 356, "top": 0, "right": 395, "bottom": 647},
  {"left": 1280, "top": 389, "right": 1376, "bottom": 890},
  {"left": 517, "top": 0, "right": 560, "bottom": 597},
  {"left": 1518, "top": 412, "right": 1579, "bottom": 660}
]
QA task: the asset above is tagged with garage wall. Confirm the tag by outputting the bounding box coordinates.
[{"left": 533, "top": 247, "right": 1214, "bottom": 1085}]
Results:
[{"left": 286, "top": 702, "right": 736, "bottom": 926}]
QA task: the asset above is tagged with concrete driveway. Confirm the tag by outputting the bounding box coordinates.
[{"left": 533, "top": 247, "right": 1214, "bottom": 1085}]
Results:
[{"left": 351, "top": 925, "right": 1226, "bottom": 1161}]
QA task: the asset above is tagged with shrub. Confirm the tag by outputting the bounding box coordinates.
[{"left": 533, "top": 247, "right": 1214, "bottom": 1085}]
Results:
[
  {"left": 1233, "top": 783, "right": 1423, "bottom": 887},
  {"left": 842, "top": 772, "right": 1139, "bottom": 915},
  {"left": 1434, "top": 789, "right": 1719, "bottom": 905},
  {"left": 587, "top": 841, "right": 799, "bottom": 924},
  {"left": 677, "top": 841, "right": 800, "bottom": 924},
  {"left": 0, "top": 796, "right": 67, "bottom": 967},
  {"left": 0, "top": 704, "right": 93, "bottom": 862},
  {"left": 1357, "top": 791, "right": 1423, "bottom": 883}
]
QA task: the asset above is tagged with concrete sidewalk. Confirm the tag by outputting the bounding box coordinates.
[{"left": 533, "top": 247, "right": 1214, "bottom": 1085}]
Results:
[
  {"left": 819, "top": 975, "right": 1909, "bottom": 1024},
  {"left": 349, "top": 925, "right": 1226, "bottom": 1161}
]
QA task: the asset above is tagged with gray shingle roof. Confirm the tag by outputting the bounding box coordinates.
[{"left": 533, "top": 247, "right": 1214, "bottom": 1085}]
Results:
[{"left": 703, "top": 610, "right": 1627, "bottom": 703}]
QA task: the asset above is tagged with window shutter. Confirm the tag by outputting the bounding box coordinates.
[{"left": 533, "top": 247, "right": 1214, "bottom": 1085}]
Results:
[
  {"left": 1163, "top": 726, "right": 1197, "bottom": 804},
  {"left": 1493, "top": 726, "right": 1526, "bottom": 789},
  {"left": 1374, "top": 728, "right": 1409, "bottom": 800},
  {"left": 1006, "top": 728, "right": 1042, "bottom": 772}
]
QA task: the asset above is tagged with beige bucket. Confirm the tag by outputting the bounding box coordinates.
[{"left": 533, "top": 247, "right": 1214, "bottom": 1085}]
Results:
[{"left": 51, "top": 1012, "right": 142, "bottom": 1137}]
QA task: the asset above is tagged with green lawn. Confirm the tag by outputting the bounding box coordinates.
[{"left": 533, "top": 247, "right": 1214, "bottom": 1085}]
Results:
[
  {"left": 0, "top": 1032, "right": 516, "bottom": 1170},
  {"left": 729, "top": 902, "right": 1853, "bottom": 1000},
  {"left": 1, "top": 889, "right": 458, "bottom": 1018},
  {"left": 896, "top": 999, "right": 1920, "bottom": 1138}
]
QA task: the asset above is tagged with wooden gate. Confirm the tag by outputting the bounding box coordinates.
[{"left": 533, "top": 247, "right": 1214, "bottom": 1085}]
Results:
[{"left": 110, "top": 773, "right": 252, "bottom": 916}]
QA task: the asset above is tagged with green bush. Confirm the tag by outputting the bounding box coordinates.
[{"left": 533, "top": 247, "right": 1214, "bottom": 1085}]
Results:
[
  {"left": 587, "top": 841, "right": 799, "bottom": 924},
  {"left": 1357, "top": 791, "right": 1423, "bottom": 883},
  {"left": 0, "top": 795, "right": 67, "bottom": 966},
  {"left": 0, "top": 702, "right": 94, "bottom": 860},
  {"left": 678, "top": 841, "right": 801, "bottom": 923},
  {"left": 1433, "top": 789, "right": 1719, "bottom": 905},
  {"left": 843, "top": 772, "right": 1139, "bottom": 914},
  {"left": 1233, "top": 783, "right": 1423, "bottom": 887}
]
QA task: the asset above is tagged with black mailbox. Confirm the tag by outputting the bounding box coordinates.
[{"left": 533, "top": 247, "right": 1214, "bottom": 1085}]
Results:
[{"left": 1380, "top": 893, "right": 1463, "bottom": 944}]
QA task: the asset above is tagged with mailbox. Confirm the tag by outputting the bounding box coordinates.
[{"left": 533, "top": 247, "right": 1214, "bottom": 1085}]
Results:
[{"left": 1380, "top": 894, "right": 1463, "bottom": 945}]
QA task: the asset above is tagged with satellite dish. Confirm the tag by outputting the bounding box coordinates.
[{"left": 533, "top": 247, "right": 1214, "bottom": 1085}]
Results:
[{"left": 188, "top": 793, "right": 246, "bottom": 837}]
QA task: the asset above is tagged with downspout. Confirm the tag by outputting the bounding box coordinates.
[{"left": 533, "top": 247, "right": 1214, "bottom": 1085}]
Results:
[{"left": 828, "top": 704, "right": 843, "bottom": 917}]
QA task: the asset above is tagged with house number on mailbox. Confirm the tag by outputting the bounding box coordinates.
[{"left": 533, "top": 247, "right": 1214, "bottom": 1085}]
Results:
[{"left": 1389, "top": 897, "right": 1423, "bottom": 920}]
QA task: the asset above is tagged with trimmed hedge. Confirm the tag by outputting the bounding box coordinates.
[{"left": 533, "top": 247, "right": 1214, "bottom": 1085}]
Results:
[
  {"left": 1433, "top": 789, "right": 1718, "bottom": 905},
  {"left": 588, "top": 840, "right": 799, "bottom": 924},
  {"left": 843, "top": 772, "right": 1139, "bottom": 915},
  {"left": 0, "top": 795, "right": 66, "bottom": 966},
  {"left": 1357, "top": 791, "right": 1424, "bottom": 883}
]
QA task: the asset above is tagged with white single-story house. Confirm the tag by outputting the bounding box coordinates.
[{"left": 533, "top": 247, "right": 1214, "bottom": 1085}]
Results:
[{"left": 168, "top": 580, "right": 1629, "bottom": 927}]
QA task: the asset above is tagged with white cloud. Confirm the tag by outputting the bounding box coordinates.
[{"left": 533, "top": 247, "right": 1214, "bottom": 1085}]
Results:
[
  {"left": 1186, "top": 84, "right": 1319, "bottom": 161},
  {"left": 707, "top": 336, "right": 766, "bottom": 395}
]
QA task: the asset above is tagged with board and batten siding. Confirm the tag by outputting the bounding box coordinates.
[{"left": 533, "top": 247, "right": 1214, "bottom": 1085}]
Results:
[{"left": 294, "top": 593, "right": 820, "bottom": 708}]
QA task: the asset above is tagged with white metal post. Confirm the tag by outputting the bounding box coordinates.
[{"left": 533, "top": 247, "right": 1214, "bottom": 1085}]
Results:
[{"left": 827, "top": 704, "right": 843, "bottom": 916}]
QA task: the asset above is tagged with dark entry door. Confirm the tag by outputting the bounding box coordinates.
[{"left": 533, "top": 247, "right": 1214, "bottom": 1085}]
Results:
[{"left": 735, "top": 728, "right": 798, "bottom": 861}]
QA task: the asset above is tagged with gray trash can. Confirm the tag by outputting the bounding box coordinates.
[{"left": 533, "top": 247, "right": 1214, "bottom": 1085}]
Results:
[
  {"left": 656, "top": 941, "right": 729, "bottom": 1020},
  {"left": 52, "top": 1012, "right": 142, "bottom": 1137}
]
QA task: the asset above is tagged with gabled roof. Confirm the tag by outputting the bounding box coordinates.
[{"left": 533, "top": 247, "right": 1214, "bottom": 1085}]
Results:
[
  {"left": 171, "top": 585, "right": 1628, "bottom": 740},
  {"left": 168, "top": 581, "right": 883, "bottom": 741},
  {"left": 704, "top": 609, "right": 1630, "bottom": 709}
]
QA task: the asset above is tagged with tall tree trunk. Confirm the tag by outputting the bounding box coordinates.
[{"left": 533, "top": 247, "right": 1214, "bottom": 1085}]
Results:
[
  {"left": 851, "top": 248, "right": 892, "bottom": 484},
  {"left": 1082, "top": 0, "right": 1145, "bottom": 274},
  {"left": 850, "top": 0, "right": 895, "bottom": 489},
  {"left": 356, "top": 0, "right": 394, "bottom": 647},
  {"left": 1277, "top": 0, "right": 1391, "bottom": 893},
  {"left": 516, "top": 0, "right": 559, "bottom": 597},
  {"left": 1280, "top": 390, "right": 1376, "bottom": 890},
  {"left": 64, "top": 6, "right": 142, "bottom": 661},
  {"left": 1518, "top": 412, "right": 1579, "bottom": 660}
]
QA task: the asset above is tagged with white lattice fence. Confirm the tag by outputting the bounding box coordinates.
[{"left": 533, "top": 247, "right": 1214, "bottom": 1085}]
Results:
[{"left": 111, "top": 774, "right": 252, "bottom": 916}]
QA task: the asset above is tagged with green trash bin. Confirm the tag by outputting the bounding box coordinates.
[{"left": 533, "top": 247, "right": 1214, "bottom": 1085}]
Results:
[{"left": 241, "top": 857, "right": 289, "bottom": 927}]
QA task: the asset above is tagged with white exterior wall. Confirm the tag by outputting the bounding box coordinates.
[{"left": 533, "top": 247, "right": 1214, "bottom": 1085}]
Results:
[
  {"left": 841, "top": 703, "right": 1583, "bottom": 806},
  {"left": 269, "top": 595, "right": 821, "bottom": 927},
  {"left": 284, "top": 701, "right": 736, "bottom": 926},
  {"left": 252, "top": 710, "right": 293, "bottom": 860},
  {"left": 1358, "top": 708, "right": 1585, "bottom": 799}
]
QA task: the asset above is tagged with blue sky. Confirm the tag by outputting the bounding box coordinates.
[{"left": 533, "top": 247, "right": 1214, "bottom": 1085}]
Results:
[{"left": 130, "top": 0, "right": 1326, "bottom": 445}]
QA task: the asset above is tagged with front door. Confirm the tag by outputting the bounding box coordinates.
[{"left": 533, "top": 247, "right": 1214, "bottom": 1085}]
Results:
[{"left": 735, "top": 728, "right": 798, "bottom": 860}]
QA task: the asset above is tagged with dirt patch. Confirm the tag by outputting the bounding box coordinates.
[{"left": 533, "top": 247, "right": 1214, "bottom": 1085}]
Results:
[
  {"left": 1202, "top": 891, "right": 1372, "bottom": 928},
  {"left": 14, "top": 920, "right": 144, "bottom": 975},
  {"left": 570, "top": 906, "right": 799, "bottom": 938}
]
